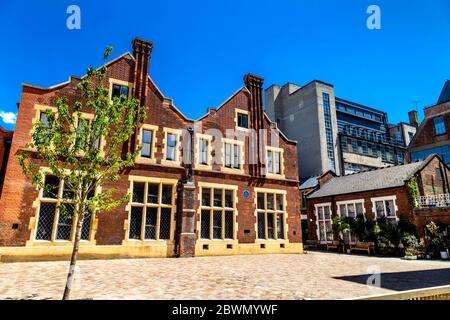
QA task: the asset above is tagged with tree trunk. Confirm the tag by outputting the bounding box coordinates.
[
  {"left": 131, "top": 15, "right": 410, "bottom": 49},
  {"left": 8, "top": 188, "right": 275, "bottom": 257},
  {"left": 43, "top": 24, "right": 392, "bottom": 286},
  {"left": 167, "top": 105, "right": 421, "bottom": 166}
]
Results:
[{"left": 62, "top": 209, "right": 85, "bottom": 300}]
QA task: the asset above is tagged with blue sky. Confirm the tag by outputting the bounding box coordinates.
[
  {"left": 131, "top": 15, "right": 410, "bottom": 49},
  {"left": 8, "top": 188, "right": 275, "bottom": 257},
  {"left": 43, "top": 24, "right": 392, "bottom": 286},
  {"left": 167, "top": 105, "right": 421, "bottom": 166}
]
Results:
[{"left": 0, "top": 0, "right": 449, "bottom": 130}]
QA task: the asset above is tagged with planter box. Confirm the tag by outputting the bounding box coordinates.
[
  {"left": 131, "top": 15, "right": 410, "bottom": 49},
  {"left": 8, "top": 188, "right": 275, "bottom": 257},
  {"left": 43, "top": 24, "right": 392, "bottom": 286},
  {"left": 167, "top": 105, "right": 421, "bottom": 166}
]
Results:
[{"left": 402, "top": 256, "right": 418, "bottom": 260}]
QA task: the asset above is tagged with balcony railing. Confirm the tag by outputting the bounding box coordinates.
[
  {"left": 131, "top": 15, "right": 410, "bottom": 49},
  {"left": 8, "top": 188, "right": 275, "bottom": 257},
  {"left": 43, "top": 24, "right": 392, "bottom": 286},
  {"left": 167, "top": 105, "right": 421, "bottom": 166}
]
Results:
[{"left": 416, "top": 194, "right": 450, "bottom": 208}]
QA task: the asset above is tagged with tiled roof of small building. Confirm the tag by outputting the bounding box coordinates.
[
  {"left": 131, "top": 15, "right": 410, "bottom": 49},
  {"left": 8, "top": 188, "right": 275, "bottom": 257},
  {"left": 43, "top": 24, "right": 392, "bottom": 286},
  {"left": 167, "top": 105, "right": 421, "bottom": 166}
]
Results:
[
  {"left": 299, "top": 176, "right": 319, "bottom": 190},
  {"left": 307, "top": 161, "right": 425, "bottom": 199}
]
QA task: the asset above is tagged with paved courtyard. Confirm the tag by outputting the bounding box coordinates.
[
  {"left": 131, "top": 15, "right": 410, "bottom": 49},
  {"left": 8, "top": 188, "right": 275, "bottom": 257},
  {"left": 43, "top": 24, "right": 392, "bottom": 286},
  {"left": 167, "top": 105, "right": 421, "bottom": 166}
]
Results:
[{"left": 1, "top": 251, "right": 450, "bottom": 300}]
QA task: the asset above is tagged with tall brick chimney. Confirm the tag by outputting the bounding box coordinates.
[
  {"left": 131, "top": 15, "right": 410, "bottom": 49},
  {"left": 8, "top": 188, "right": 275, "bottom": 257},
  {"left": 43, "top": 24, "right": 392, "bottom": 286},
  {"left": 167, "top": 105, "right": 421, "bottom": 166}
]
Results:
[
  {"left": 132, "top": 37, "right": 153, "bottom": 107},
  {"left": 408, "top": 110, "right": 419, "bottom": 127},
  {"left": 244, "top": 74, "right": 265, "bottom": 177},
  {"left": 126, "top": 38, "right": 153, "bottom": 154}
]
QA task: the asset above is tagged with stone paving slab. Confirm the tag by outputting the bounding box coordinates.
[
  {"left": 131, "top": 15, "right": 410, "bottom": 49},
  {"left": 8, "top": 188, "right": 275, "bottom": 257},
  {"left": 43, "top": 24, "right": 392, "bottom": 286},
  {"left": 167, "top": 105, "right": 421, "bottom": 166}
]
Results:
[{"left": 0, "top": 251, "right": 449, "bottom": 300}]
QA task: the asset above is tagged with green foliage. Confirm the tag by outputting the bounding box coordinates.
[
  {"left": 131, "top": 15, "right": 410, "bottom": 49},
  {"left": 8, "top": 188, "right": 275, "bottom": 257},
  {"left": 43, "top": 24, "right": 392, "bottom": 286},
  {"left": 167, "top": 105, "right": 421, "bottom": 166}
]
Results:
[
  {"left": 425, "top": 222, "right": 449, "bottom": 254},
  {"left": 17, "top": 46, "right": 145, "bottom": 227},
  {"left": 352, "top": 214, "right": 379, "bottom": 242},
  {"left": 402, "top": 233, "right": 424, "bottom": 257},
  {"left": 406, "top": 177, "right": 420, "bottom": 208},
  {"left": 376, "top": 216, "right": 417, "bottom": 256}
]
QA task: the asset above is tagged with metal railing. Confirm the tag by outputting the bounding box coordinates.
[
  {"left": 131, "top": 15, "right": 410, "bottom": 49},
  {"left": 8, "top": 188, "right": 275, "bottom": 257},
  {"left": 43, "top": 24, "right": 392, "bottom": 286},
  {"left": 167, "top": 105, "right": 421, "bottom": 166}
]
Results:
[{"left": 416, "top": 194, "right": 450, "bottom": 208}]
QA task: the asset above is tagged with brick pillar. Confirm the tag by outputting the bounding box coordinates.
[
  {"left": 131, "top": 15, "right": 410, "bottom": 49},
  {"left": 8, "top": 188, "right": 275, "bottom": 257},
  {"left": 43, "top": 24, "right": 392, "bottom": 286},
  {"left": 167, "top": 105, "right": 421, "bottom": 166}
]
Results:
[{"left": 179, "top": 181, "right": 196, "bottom": 257}]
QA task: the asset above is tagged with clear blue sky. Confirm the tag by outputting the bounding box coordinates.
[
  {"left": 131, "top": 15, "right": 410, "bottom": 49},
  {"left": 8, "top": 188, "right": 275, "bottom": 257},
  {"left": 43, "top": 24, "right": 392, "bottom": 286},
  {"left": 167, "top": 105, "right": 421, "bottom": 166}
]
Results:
[{"left": 0, "top": 0, "right": 449, "bottom": 130}]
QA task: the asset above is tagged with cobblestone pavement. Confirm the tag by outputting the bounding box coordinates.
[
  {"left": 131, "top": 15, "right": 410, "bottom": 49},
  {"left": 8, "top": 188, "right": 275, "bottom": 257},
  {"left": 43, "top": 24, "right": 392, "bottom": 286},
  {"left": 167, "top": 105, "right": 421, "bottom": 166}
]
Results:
[{"left": 1, "top": 251, "right": 449, "bottom": 300}]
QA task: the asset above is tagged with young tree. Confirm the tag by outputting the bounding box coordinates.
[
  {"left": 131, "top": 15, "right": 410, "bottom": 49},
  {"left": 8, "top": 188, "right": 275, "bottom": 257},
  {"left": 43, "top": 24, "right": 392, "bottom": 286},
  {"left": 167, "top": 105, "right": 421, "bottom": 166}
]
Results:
[{"left": 17, "top": 47, "right": 145, "bottom": 300}]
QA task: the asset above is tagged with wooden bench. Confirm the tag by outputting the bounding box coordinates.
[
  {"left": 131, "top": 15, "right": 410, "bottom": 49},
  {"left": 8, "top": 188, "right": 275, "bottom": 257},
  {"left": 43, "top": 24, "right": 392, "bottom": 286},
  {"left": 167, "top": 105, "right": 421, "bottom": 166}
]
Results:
[
  {"left": 327, "top": 241, "right": 342, "bottom": 253},
  {"left": 350, "top": 241, "right": 375, "bottom": 255},
  {"left": 304, "top": 240, "right": 319, "bottom": 250}
]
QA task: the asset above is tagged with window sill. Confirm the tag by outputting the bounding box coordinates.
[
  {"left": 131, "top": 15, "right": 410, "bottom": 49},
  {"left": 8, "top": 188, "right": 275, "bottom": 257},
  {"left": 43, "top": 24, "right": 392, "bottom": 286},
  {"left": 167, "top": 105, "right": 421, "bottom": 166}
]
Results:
[
  {"left": 160, "top": 159, "right": 183, "bottom": 167},
  {"left": 135, "top": 157, "right": 157, "bottom": 165},
  {"left": 25, "top": 240, "right": 96, "bottom": 247},
  {"left": 122, "top": 239, "right": 174, "bottom": 246},
  {"left": 221, "top": 167, "right": 245, "bottom": 175}
]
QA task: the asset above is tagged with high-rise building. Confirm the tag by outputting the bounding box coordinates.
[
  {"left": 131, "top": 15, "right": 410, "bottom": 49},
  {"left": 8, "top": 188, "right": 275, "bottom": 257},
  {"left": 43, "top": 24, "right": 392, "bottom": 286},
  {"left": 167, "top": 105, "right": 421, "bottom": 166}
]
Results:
[{"left": 266, "top": 80, "right": 415, "bottom": 179}]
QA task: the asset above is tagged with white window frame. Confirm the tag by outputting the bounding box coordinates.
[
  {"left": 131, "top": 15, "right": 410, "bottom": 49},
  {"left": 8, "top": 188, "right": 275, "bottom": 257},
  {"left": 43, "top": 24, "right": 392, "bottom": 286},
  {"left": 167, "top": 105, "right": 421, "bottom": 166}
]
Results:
[
  {"left": 195, "top": 133, "right": 213, "bottom": 170},
  {"left": 371, "top": 195, "right": 398, "bottom": 221},
  {"left": 336, "top": 199, "right": 365, "bottom": 244},
  {"left": 221, "top": 138, "right": 244, "bottom": 174},
  {"left": 265, "top": 146, "right": 284, "bottom": 178},
  {"left": 314, "top": 202, "right": 333, "bottom": 243}
]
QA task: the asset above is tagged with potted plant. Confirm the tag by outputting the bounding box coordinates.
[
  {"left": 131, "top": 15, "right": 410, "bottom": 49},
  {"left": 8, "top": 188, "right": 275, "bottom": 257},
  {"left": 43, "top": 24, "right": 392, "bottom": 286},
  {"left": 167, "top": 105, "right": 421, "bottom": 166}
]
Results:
[
  {"left": 402, "top": 233, "right": 420, "bottom": 260},
  {"left": 439, "top": 242, "right": 449, "bottom": 260}
]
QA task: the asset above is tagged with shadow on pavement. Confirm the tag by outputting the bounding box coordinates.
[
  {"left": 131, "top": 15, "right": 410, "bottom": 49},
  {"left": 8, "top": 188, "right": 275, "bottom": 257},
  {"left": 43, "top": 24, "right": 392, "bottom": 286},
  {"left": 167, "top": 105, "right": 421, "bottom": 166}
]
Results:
[{"left": 334, "top": 268, "right": 450, "bottom": 291}]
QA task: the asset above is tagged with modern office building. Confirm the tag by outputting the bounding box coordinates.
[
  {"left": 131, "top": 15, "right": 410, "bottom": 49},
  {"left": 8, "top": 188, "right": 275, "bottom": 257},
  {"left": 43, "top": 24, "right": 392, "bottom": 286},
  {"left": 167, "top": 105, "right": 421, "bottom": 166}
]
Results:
[
  {"left": 266, "top": 81, "right": 416, "bottom": 179},
  {"left": 408, "top": 80, "right": 450, "bottom": 165}
]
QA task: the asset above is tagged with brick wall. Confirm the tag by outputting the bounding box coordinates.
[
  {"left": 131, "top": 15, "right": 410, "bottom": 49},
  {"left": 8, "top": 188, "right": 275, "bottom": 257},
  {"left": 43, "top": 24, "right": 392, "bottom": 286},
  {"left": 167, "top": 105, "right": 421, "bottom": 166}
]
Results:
[
  {"left": 417, "top": 155, "right": 450, "bottom": 196},
  {"left": 408, "top": 102, "right": 450, "bottom": 154},
  {"left": 0, "top": 126, "right": 13, "bottom": 196},
  {"left": 307, "top": 186, "right": 411, "bottom": 241}
]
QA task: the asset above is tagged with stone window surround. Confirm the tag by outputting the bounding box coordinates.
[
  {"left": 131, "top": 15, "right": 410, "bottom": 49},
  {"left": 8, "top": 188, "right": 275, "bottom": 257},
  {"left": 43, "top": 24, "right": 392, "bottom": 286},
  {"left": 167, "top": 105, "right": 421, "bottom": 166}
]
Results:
[
  {"left": 161, "top": 127, "right": 183, "bottom": 167},
  {"left": 254, "top": 187, "right": 288, "bottom": 243},
  {"left": 265, "top": 146, "right": 285, "bottom": 179},
  {"left": 136, "top": 124, "right": 159, "bottom": 165},
  {"left": 221, "top": 138, "right": 245, "bottom": 174},
  {"left": 196, "top": 182, "right": 239, "bottom": 244},
  {"left": 108, "top": 78, "right": 134, "bottom": 101},
  {"left": 27, "top": 167, "right": 99, "bottom": 247},
  {"left": 194, "top": 133, "right": 213, "bottom": 171},
  {"left": 123, "top": 176, "right": 178, "bottom": 245},
  {"left": 234, "top": 108, "right": 250, "bottom": 131}
]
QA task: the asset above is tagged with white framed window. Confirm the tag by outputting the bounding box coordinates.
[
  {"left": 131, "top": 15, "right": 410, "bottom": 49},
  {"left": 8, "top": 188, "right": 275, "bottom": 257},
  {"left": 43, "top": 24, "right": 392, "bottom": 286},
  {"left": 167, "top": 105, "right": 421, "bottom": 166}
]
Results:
[
  {"left": 315, "top": 203, "right": 333, "bottom": 243},
  {"left": 371, "top": 196, "right": 398, "bottom": 220},
  {"left": 266, "top": 146, "right": 284, "bottom": 177},
  {"left": 194, "top": 134, "right": 213, "bottom": 170},
  {"left": 34, "top": 173, "right": 95, "bottom": 242},
  {"left": 128, "top": 179, "right": 176, "bottom": 241},
  {"left": 255, "top": 189, "right": 287, "bottom": 240},
  {"left": 199, "top": 186, "right": 236, "bottom": 240},
  {"left": 336, "top": 199, "right": 365, "bottom": 243}
]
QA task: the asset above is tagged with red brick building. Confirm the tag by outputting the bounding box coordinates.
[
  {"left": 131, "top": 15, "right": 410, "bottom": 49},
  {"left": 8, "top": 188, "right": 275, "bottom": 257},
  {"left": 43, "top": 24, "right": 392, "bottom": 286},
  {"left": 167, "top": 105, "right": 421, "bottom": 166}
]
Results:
[
  {"left": 408, "top": 81, "right": 450, "bottom": 165},
  {"left": 0, "top": 38, "right": 302, "bottom": 261},
  {"left": 306, "top": 154, "right": 450, "bottom": 243}
]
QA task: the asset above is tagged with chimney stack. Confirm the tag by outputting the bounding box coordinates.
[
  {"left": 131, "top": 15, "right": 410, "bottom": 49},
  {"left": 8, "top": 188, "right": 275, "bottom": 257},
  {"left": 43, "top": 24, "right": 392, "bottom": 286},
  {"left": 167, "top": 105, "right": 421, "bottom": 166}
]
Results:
[
  {"left": 132, "top": 37, "right": 153, "bottom": 107},
  {"left": 408, "top": 110, "right": 419, "bottom": 127},
  {"left": 244, "top": 74, "right": 264, "bottom": 177}
]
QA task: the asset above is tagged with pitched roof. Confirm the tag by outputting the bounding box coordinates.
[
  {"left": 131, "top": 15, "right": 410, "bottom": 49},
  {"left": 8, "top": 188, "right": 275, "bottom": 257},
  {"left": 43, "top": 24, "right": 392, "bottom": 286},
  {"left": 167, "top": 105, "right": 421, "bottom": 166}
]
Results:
[
  {"left": 307, "top": 160, "right": 429, "bottom": 199},
  {"left": 437, "top": 80, "right": 450, "bottom": 104},
  {"left": 300, "top": 176, "right": 319, "bottom": 190}
]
